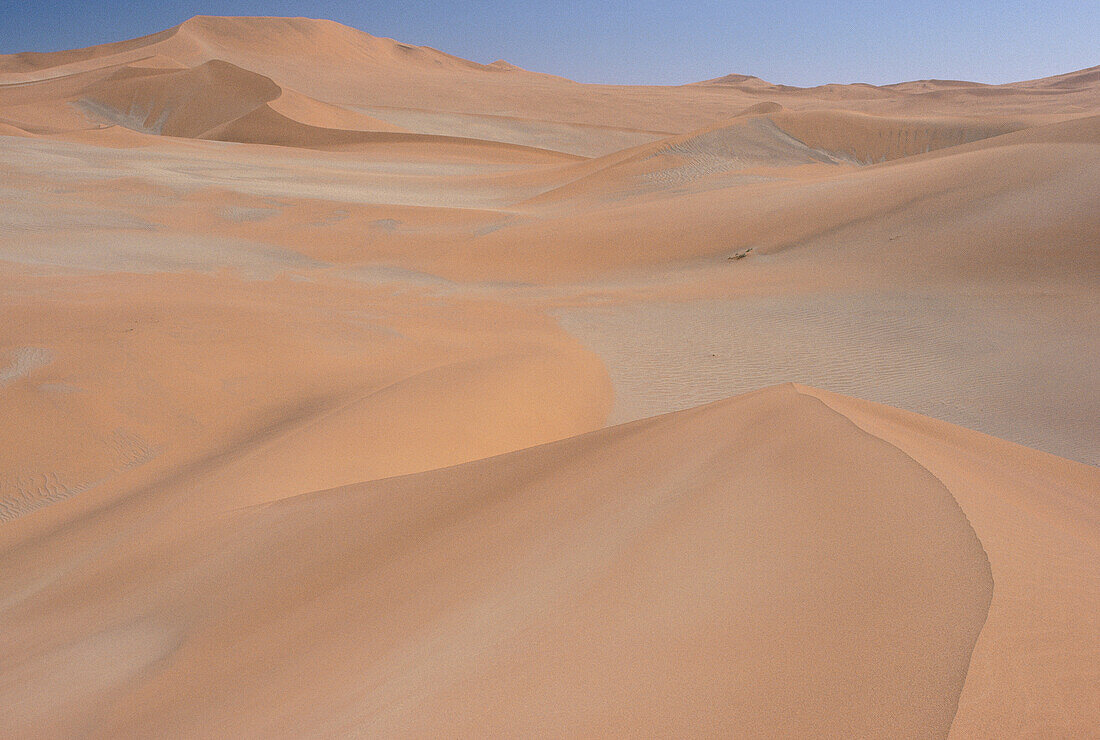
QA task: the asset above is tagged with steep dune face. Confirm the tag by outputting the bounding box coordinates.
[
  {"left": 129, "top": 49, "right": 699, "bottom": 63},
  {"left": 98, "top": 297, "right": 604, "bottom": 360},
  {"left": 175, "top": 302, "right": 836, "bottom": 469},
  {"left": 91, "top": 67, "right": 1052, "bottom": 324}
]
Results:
[
  {"left": 79, "top": 59, "right": 282, "bottom": 136},
  {"left": 800, "top": 387, "right": 1100, "bottom": 737},
  {"left": 200, "top": 101, "right": 583, "bottom": 160},
  {"left": 0, "top": 120, "right": 29, "bottom": 136},
  {"left": 0, "top": 386, "right": 993, "bottom": 737},
  {"left": 77, "top": 58, "right": 429, "bottom": 148},
  {"left": 768, "top": 110, "right": 1023, "bottom": 163},
  {"left": 522, "top": 113, "right": 843, "bottom": 204}
]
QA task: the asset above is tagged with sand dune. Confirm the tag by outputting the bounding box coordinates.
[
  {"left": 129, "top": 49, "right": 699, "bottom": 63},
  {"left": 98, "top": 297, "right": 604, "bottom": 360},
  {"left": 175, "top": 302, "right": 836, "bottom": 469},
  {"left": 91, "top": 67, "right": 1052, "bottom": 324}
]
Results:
[
  {"left": 2, "top": 384, "right": 1095, "bottom": 736},
  {"left": 430, "top": 132, "right": 1098, "bottom": 286},
  {"left": 6, "top": 15, "right": 1094, "bottom": 140},
  {"left": 0, "top": 14, "right": 1097, "bottom": 737},
  {"left": 0, "top": 385, "right": 996, "bottom": 736},
  {"left": 267, "top": 88, "right": 409, "bottom": 133},
  {"left": 1, "top": 36, "right": 588, "bottom": 157},
  {"left": 81, "top": 59, "right": 282, "bottom": 137},
  {"left": 557, "top": 290, "right": 1100, "bottom": 464},
  {"left": 520, "top": 113, "right": 843, "bottom": 205},
  {"left": 0, "top": 27, "right": 178, "bottom": 75},
  {"left": 0, "top": 119, "right": 29, "bottom": 136},
  {"left": 801, "top": 387, "right": 1100, "bottom": 736},
  {"left": 201, "top": 101, "right": 585, "bottom": 160},
  {"left": 767, "top": 110, "right": 1024, "bottom": 163}
]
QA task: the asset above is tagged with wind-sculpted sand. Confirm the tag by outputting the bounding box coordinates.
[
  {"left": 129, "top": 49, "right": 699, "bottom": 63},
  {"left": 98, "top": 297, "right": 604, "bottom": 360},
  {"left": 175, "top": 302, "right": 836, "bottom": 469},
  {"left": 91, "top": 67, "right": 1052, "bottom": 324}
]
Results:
[{"left": 0, "top": 15, "right": 1097, "bottom": 737}]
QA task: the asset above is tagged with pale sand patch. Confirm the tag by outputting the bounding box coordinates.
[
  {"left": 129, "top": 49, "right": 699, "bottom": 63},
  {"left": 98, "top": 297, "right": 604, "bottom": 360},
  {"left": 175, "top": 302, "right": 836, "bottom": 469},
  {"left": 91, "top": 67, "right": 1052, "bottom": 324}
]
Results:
[
  {"left": 0, "top": 346, "right": 52, "bottom": 385},
  {"left": 0, "top": 231, "right": 325, "bottom": 277},
  {"left": 557, "top": 290, "right": 1100, "bottom": 464},
  {"left": 352, "top": 104, "right": 667, "bottom": 156}
]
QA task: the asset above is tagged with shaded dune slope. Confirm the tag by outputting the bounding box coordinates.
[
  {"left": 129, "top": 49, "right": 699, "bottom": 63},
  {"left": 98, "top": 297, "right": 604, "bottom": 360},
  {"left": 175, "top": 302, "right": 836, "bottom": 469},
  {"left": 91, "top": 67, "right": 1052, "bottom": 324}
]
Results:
[
  {"left": 768, "top": 110, "right": 1024, "bottom": 163},
  {"left": 266, "top": 87, "right": 408, "bottom": 132},
  {"left": 800, "top": 386, "right": 1100, "bottom": 737},
  {"left": 0, "top": 385, "right": 995, "bottom": 737},
  {"left": 80, "top": 59, "right": 282, "bottom": 137},
  {"left": 0, "top": 120, "right": 30, "bottom": 136},
  {"left": 523, "top": 111, "right": 839, "bottom": 203},
  {"left": 77, "top": 59, "right": 414, "bottom": 145},
  {"left": 201, "top": 102, "right": 584, "bottom": 160}
]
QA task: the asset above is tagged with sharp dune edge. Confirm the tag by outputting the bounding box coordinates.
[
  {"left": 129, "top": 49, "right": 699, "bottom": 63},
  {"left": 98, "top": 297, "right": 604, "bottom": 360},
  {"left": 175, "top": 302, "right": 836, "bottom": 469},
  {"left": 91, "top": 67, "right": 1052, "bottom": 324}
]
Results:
[{"left": 1, "top": 15, "right": 1098, "bottom": 737}]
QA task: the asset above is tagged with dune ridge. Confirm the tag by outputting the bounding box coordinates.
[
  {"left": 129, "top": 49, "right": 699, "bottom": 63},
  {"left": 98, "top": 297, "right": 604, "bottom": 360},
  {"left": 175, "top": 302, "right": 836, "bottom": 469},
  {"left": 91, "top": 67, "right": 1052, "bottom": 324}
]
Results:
[
  {"left": 0, "top": 385, "right": 1003, "bottom": 737},
  {"left": 798, "top": 386, "right": 1100, "bottom": 737}
]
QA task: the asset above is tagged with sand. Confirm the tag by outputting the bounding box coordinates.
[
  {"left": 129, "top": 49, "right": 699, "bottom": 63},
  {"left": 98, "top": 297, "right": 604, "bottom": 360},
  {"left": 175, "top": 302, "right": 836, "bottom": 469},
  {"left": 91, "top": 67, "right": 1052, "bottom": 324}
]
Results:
[{"left": 0, "top": 15, "right": 1097, "bottom": 737}]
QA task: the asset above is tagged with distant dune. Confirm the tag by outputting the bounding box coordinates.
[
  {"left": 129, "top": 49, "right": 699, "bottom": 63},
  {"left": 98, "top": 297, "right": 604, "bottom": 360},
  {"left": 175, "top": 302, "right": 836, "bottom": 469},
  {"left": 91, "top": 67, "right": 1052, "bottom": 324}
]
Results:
[{"left": 0, "top": 15, "right": 1097, "bottom": 737}]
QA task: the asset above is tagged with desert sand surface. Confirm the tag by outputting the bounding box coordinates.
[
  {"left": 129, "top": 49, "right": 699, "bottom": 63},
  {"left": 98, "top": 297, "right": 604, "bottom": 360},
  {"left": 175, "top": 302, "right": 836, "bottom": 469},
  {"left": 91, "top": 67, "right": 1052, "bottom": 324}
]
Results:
[{"left": 1, "top": 15, "right": 1097, "bottom": 737}]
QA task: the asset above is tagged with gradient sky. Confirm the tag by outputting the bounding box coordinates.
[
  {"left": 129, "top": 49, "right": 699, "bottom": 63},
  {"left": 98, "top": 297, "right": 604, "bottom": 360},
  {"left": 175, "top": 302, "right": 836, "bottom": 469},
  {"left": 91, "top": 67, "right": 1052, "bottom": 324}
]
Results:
[{"left": 2, "top": 0, "right": 1096, "bottom": 86}]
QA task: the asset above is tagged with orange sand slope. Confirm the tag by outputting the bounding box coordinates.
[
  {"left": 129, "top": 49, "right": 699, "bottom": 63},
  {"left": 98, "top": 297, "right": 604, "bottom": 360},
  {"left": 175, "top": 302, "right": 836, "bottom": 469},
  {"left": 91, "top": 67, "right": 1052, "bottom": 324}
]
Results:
[
  {"left": 1, "top": 14, "right": 1099, "bottom": 737},
  {"left": 3, "top": 384, "right": 1097, "bottom": 737}
]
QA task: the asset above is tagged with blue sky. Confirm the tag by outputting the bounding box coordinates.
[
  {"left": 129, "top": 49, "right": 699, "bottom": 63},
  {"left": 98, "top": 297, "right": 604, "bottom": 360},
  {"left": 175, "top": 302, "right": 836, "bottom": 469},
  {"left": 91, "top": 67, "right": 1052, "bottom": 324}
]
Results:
[{"left": 1, "top": 0, "right": 1096, "bottom": 86}]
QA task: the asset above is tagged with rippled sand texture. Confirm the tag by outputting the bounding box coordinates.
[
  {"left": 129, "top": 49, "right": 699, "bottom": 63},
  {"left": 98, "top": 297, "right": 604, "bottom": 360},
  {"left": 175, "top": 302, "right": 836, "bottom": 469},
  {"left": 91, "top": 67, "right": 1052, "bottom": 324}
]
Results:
[
  {"left": 557, "top": 291, "right": 1100, "bottom": 462},
  {"left": 1, "top": 16, "right": 1098, "bottom": 738}
]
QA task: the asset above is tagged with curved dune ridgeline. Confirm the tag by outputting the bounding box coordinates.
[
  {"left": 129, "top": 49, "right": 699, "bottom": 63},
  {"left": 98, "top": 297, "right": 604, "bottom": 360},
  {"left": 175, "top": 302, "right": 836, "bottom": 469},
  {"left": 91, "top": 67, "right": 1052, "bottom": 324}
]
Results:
[
  {"left": 767, "top": 110, "right": 1025, "bottom": 163},
  {"left": 0, "top": 385, "right": 1001, "bottom": 737},
  {"left": 80, "top": 60, "right": 282, "bottom": 137}
]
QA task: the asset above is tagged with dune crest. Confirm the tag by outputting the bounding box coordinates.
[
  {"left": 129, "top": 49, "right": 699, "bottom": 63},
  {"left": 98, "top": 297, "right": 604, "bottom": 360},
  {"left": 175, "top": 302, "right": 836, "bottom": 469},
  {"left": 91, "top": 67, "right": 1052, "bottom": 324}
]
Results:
[
  {"left": 798, "top": 386, "right": 1100, "bottom": 736},
  {"left": 0, "top": 385, "right": 1000, "bottom": 737}
]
